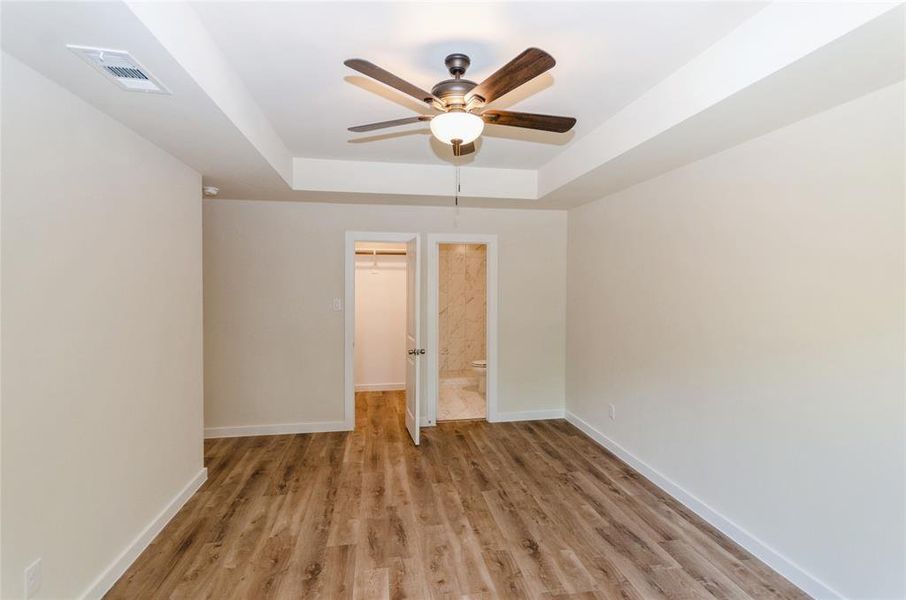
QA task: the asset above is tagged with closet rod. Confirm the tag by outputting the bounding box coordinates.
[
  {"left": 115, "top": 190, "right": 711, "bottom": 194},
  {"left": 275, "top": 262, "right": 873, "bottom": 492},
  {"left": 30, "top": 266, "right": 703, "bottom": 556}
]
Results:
[{"left": 354, "top": 249, "right": 407, "bottom": 256}]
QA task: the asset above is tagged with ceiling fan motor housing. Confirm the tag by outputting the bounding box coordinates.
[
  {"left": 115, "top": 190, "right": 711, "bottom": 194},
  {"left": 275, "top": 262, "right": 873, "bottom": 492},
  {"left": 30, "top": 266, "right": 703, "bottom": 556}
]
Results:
[
  {"left": 431, "top": 78, "right": 477, "bottom": 103},
  {"left": 432, "top": 53, "right": 478, "bottom": 106}
]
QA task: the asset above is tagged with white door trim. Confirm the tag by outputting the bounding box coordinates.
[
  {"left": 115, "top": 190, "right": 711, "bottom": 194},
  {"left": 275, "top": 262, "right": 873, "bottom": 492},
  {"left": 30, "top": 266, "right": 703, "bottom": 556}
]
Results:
[
  {"left": 426, "top": 233, "right": 499, "bottom": 425},
  {"left": 344, "top": 231, "right": 419, "bottom": 430}
]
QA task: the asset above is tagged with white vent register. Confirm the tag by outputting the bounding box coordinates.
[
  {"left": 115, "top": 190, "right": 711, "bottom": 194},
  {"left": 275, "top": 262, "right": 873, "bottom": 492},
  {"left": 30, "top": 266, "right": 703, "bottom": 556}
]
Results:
[{"left": 67, "top": 45, "right": 170, "bottom": 94}]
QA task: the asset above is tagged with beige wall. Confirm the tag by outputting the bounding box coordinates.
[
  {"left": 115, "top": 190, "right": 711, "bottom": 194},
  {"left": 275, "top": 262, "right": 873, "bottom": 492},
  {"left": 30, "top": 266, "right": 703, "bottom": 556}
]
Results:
[
  {"left": 354, "top": 252, "right": 407, "bottom": 389},
  {"left": 566, "top": 83, "right": 905, "bottom": 599},
  {"left": 203, "top": 201, "right": 567, "bottom": 428},
  {"left": 1, "top": 54, "right": 204, "bottom": 598},
  {"left": 439, "top": 244, "right": 487, "bottom": 376}
]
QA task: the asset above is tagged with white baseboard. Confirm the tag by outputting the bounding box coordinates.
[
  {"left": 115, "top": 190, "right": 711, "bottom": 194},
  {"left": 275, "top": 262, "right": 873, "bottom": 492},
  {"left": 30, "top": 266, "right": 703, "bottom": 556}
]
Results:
[
  {"left": 492, "top": 408, "right": 565, "bottom": 422},
  {"left": 355, "top": 382, "right": 405, "bottom": 392},
  {"left": 81, "top": 467, "right": 207, "bottom": 600},
  {"left": 204, "top": 420, "right": 348, "bottom": 439},
  {"left": 564, "top": 410, "right": 843, "bottom": 600}
]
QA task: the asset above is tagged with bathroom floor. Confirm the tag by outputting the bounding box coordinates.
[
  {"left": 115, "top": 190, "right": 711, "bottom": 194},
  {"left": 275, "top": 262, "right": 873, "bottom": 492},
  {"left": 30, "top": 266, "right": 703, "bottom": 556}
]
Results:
[{"left": 438, "top": 377, "right": 486, "bottom": 421}]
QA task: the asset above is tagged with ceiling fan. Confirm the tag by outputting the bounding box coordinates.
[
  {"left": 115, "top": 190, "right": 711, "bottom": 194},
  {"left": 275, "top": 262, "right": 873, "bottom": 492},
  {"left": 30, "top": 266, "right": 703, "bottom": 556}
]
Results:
[{"left": 344, "top": 48, "right": 576, "bottom": 157}]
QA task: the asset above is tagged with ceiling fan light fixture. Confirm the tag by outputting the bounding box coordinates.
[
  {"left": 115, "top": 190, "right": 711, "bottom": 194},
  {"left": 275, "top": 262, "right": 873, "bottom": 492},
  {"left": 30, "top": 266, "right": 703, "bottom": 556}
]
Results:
[{"left": 430, "top": 111, "right": 484, "bottom": 145}]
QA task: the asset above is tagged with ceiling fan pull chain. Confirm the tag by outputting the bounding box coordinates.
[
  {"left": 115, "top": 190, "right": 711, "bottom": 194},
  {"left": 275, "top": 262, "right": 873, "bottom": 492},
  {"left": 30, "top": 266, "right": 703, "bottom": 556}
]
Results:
[
  {"left": 455, "top": 166, "right": 461, "bottom": 207},
  {"left": 453, "top": 166, "right": 461, "bottom": 228}
]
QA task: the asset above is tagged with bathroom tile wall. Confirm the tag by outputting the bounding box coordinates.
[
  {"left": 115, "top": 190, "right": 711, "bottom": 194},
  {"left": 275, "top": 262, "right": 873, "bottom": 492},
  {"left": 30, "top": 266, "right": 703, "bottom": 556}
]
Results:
[{"left": 439, "top": 244, "right": 486, "bottom": 377}]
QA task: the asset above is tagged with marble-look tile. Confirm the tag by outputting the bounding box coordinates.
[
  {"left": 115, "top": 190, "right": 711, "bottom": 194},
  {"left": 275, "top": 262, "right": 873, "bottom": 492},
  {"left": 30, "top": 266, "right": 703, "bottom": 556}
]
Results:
[
  {"left": 465, "top": 257, "right": 484, "bottom": 286},
  {"left": 439, "top": 243, "right": 487, "bottom": 372},
  {"left": 438, "top": 378, "right": 486, "bottom": 421},
  {"left": 465, "top": 297, "right": 482, "bottom": 323},
  {"left": 450, "top": 246, "right": 466, "bottom": 276},
  {"left": 467, "top": 244, "right": 486, "bottom": 258}
]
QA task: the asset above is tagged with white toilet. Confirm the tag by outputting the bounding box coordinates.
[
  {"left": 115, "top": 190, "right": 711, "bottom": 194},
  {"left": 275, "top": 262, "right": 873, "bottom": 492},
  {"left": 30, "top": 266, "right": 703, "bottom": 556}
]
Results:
[{"left": 471, "top": 359, "right": 487, "bottom": 394}]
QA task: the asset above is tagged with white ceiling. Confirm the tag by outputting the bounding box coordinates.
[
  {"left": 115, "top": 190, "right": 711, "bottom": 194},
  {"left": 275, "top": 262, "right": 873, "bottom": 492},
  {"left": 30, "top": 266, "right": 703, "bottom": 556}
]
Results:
[
  {"left": 2, "top": 1, "right": 901, "bottom": 207},
  {"left": 190, "top": 1, "right": 764, "bottom": 168},
  {"left": 0, "top": 0, "right": 296, "bottom": 200}
]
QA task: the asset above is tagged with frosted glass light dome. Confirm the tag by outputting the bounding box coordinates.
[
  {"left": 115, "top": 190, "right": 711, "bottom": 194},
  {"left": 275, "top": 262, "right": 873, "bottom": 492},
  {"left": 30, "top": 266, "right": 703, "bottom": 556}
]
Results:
[{"left": 430, "top": 111, "right": 484, "bottom": 145}]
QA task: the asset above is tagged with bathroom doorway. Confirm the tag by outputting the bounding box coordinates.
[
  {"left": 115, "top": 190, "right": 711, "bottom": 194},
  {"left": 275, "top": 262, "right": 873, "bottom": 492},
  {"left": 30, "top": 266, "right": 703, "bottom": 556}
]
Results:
[
  {"left": 427, "top": 234, "right": 498, "bottom": 424},
  {"left": 437, "top": 243, "right": 486, "bottom": 420}
]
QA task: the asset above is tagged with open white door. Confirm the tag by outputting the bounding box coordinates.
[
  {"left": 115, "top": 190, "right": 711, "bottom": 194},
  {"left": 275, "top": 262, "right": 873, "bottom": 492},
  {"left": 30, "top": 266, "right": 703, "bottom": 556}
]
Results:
[{"left": 404, "top": 236, "right": 421, "bottom": 445}]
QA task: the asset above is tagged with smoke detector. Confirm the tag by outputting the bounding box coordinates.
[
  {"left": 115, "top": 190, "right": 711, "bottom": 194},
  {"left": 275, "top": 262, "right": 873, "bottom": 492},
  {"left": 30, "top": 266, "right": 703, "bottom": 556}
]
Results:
[
  {"left": 67, "top": 45, "right": 170, "bottom": 94},
  {"left": 203, "top": 186, "right": 220, "bottom": 197}
]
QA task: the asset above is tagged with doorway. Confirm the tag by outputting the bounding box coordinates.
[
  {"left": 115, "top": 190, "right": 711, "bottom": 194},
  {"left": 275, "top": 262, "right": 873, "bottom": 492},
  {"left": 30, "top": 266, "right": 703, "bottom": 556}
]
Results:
[
  {"left": 427, "top": 234, "right": 498, "bottom": 424},
  {"left": 353, "top": 242, "right": 407, "bottom": 394},
  {"left": 345, "top": 232, "right": 422, "bottom": 444},
  {"left": 437, "top": 243, "right": 487, "bottom": 420}
]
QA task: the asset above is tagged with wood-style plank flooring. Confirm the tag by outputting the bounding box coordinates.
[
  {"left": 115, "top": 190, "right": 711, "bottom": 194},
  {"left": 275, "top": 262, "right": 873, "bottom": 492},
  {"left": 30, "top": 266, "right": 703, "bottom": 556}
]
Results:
[{"left": 106, "top": 392, "right": 808, "bottom": 599}]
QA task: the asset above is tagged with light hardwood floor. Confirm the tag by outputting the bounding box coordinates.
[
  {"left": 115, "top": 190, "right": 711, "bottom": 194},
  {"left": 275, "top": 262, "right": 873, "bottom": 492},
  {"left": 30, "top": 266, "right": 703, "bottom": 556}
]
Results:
[{"left": 105, "top": 392, "right": 808, "bottom": 599}]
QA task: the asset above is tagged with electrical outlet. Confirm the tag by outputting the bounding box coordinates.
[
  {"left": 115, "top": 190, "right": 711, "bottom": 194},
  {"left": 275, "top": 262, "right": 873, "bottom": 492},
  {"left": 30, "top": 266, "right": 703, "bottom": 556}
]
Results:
[
  {"left": 24, "top": 558, "right": 41, "bottom": 599},
  {"left": 608, "top": 404, "right": 616, "bottom": 421},
  {"left": 331, "top": 297, "right": 343, "bottom": 312}
]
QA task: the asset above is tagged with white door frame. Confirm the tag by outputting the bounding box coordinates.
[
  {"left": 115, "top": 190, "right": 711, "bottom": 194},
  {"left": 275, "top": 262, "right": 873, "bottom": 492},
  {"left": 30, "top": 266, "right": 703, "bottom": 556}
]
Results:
[
  {"left": 426, "top": 233, "right": 499, "bottom": 425},
  {"left": 344, "top": 231, "right": 420, "bottom": 430}
]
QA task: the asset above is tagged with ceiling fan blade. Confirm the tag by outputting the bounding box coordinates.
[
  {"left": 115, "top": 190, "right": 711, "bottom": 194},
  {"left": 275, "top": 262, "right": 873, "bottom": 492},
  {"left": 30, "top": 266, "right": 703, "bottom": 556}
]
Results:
[
  {"left": 452, "top": 141, "right": 476, "bottom": 157},
  {"left": 466, "top": 48, "right": 555, "bottom": 105},
  {"left": 344, "top": 58, "right": 440, "bottom": 106},
  {"left": 481, "top": 110, "right": 576, "bottom": 133},
  {"left": 348, "top": 115, "right": 432, "bottom": 133}
]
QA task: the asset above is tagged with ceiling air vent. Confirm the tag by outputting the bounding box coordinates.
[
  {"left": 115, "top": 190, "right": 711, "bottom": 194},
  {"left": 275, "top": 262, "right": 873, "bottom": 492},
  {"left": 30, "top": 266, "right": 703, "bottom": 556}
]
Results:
[{"left": 67, "top": 45, "right": 170, "bottom": 95}]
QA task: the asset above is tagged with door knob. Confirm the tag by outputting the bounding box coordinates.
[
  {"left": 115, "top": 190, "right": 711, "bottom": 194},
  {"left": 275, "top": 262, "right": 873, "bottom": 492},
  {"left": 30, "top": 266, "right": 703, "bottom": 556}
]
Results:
[{"left": 408, "top": 349, "right": 417, "bottom": 356}]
